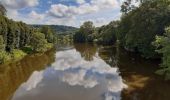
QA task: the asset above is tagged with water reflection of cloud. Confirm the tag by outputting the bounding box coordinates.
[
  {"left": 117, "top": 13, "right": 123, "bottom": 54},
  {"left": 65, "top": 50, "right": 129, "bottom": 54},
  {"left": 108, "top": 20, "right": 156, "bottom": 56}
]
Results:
[
  {"left": 22, "top": 71, "right": 44, "bottom": 91},
  {"left": 51, "top": 49, "right": 127, "bottom": 99},
  {"left": 12, "top": 49, "right": 127, "bottom": 100}
]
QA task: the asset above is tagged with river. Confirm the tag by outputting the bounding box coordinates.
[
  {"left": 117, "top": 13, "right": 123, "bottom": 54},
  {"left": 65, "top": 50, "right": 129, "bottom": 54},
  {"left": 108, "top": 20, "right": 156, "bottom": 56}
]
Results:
[{"left": 0, "top": 43, "right": 170, "bottom": 100}]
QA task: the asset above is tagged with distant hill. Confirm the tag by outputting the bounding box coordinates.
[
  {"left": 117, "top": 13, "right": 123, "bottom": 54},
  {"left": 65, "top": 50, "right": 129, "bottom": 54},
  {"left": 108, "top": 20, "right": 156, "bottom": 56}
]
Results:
[{"left": 31, "top": 25, "right": 78, "bottom": 34}]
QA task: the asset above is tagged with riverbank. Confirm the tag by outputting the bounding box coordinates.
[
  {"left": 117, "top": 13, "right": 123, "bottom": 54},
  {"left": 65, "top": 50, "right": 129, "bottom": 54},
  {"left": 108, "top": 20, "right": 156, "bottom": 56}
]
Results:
[{"left": 0, "top": 43, "right": 53, "bottom": 64}]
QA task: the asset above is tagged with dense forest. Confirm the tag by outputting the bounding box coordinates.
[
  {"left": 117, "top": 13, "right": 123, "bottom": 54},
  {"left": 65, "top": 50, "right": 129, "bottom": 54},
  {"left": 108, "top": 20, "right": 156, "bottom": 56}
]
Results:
[
  {"left": 73, "top": 0, "right": 170, "bottom": 80},
  {"left": 0, "top": 4, "right": 55, "bottom": 63}
]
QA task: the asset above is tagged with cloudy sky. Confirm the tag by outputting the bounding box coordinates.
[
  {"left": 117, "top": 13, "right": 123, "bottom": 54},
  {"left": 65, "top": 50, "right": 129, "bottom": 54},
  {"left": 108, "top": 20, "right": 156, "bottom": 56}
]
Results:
[{"left": 0, "top": 0, "right": 124, "bottom": 27}]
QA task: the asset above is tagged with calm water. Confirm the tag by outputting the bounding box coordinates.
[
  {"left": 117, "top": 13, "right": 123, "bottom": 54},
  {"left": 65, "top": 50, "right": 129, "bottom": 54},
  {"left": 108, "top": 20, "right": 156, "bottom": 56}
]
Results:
[{"left": 0, "top": 43, "right": 170, "bottom": 100}]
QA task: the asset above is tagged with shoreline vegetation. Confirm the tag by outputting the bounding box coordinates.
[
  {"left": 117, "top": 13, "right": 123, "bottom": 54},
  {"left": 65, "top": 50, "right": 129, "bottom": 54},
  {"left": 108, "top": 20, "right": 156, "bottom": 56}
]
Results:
[
  {"left": 0, "top": 4, "right": 55, "bottom": 64},
  {"left": 73, "top": 0, "right": 170, "bottom": 80},
  {"left": 0, "top": 43, "right": 53, "bottom": 64}
]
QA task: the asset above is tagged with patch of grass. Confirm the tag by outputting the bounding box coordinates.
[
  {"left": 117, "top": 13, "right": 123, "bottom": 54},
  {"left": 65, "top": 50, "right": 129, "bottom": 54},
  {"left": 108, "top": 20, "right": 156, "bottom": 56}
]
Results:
[{"left": 11, "top": 49, "right": 26, "bottom": 60}]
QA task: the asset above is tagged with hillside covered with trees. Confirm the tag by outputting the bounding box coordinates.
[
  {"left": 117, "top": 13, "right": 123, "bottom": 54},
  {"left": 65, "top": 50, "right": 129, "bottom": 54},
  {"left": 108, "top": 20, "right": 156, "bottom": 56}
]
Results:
[
  {"left": 0, "top": 4, "right": 55, "bottom": 63},
  {"left": 32, "top": 25, "right": 78, "bottom": 34}
]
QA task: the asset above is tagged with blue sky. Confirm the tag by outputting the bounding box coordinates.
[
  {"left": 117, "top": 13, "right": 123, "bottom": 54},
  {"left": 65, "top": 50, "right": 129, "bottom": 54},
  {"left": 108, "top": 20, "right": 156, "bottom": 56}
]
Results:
[{"left": 0, "top": 0, "right": 123, "bottom": 27}]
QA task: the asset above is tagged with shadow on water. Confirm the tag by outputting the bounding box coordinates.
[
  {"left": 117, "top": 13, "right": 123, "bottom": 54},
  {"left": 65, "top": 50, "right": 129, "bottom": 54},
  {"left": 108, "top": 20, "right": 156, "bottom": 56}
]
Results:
[{"left": 0, "top": 49, "right": 55, "bottom": 100}]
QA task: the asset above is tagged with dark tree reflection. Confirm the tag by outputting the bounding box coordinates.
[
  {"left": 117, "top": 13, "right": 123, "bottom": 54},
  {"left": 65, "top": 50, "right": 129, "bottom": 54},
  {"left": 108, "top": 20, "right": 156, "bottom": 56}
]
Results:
[{"left": 74, "top": 43, "right": 97, "bottom": 61}]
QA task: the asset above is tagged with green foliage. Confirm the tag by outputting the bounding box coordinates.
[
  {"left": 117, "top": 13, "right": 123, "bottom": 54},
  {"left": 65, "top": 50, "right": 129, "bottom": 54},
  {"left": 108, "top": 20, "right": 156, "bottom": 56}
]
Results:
[
  {"left": 0, "top": 51, "right": 12, "bottom": 63},
  {"left": 0, "top": 50, "right": 26, "bottom": 64},
  {"left": 119, "top": 0, "right": 170, "bottom": 58},
  {"left": 11, "top": 49, "right": 26, "bottom": 60},
  {"left": 0, "top": 35, "right": 4, "bottom": 51},
  {"left": 0, "top": 49, "right": 26, "bottom": 64},
  {"left": 74, "top": 31, "right": 86, "bottom": 42},
  {"left": 0, "top": 4, "right": 54, "bottom": 63},
  {"left": 96, "top": 21, "right": 119, "bottom": 45},
  {"left": 0, "top": 3, "right": 6, "bottom": 15},
  {"left": 153, "top": 26, "right": 170, "bottom": 80},
  {"left": 74, "top": 21, "right": 119, "bottom": 45},
  {"left": 22, "top": 46, "right": 33, "bottom": 54},
  {"left": 74, "top": 21, "right": 95, "bottom": 42},
  {"left": 32, "top": 25, "right": 78, "bottom": 34},
  {"left": 0, "top": 15, "right": 33, "bottom": 52},
  {"left": 30, "top": 32, "right": 48, "bottom": 52},
  {"left": 40, "top": 26, "right": 54, "bottom": 43}
]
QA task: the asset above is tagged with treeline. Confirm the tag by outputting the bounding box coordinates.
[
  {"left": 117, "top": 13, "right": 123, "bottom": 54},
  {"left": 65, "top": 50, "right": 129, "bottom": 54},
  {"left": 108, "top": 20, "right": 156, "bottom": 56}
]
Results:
[
  {"left": 32, "top": 25, "right": 78, "bottom": 34},
  {"left": 73, "top": 0, "right": 170, "bottom": 80},
  {"left": 73, "top": 21, "right": 118, "bottom": 45},
  {"left": 0, "top": 4, "right": 55, "bottom": 63}
]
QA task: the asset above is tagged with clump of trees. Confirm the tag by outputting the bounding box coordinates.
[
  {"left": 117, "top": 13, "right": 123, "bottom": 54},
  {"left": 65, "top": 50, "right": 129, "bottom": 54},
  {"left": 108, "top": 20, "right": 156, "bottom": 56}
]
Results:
[
  {"left": 118, "top": 0, "right": 170, "bottom": 58},
  {"left": 153, "top": 26, "right": 170, "bottom": 80},
  {"left": 74, "top": 21, "right": 95, "bottom": 43},
  {"left": 73, "top": 0, "right": 170, "bottom": 80},
  {"left": 30, "top": 32, "right": 48, "bottom": 52},
  {"left": 40, "top": 26, "right": 55, "bottom": 43},
  {"left": 96, "top": 21, "right": 119, "bottom": 45},
  {"left": 73, "top": 21, "right": 118, "bottom": 45},
  {"left": 0, "top": 4, "right": 55, "bottom": 63}
]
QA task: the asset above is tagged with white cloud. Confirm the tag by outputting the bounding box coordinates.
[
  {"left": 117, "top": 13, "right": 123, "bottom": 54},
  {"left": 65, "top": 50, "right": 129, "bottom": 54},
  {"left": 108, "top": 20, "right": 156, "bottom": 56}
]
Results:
[
  {"left": 48, "top": 4, "right": 78, "bottom": 18},
  {"left": 0, "top": 0, "right": 41, "bottom": 24},
  {"left": 29, "top": 11, "right": 45, "bottom": 20},
  {"left": 0, "top": 0, "right": 39, "bottom": 9},
  {"left": 7, "top": 9, "right": 18, "bottom": 18},
  {"left": 2, "top": 0, "right": 122, "bottom": 27},
  {"left": 76, "top": 0, "right": 85, "bottom": 4},
  {"left": 44, "top": 0, "right": 120, "bottom": 27},
  {"left": 47, "top": 0, "right": 119, "bottom": 18},
  {"left": 44, "top": 17, "right": 77, "bottom": 26},
  {"left": 79, "top": 18, "right": 110, "bottom": 27}
]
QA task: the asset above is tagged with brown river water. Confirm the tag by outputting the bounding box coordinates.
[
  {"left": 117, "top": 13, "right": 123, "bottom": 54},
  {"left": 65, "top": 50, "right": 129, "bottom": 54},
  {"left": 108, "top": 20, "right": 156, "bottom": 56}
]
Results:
[{"left": 0, "top": 43, "right": 170, "bottom": 100}]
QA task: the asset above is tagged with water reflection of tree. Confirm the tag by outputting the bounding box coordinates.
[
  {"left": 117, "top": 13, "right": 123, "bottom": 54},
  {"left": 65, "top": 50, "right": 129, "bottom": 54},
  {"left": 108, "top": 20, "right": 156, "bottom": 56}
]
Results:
[
  {"left": 0, "top": 49, "right": 55, "bottom": 100},
  {"left": 98, "top": 44, "right": 120, "bottom": 67},
  {"left": 74, "top": 43, "right": 97, "bottom": 61}
]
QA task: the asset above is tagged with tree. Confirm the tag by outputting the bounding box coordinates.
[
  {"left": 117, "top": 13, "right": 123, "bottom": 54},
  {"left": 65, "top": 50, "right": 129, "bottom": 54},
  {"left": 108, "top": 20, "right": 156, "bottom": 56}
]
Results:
[
  {"left": 119, "top": 0, "right": 170, "bottom": 58},
  {"left": 0, "top": 35, "right": 4, "bottom": 51},
  {"left": 40, "top": 26, "right": 54, "bottom": 43},
  {"left": 0, "top": 3, "right": 6, "bottom": 16},
  {"left": 121, "top": 0, "right": 154, "bottom": 13},
  {"left": 153, "top": 26, "right": 170, "bottom": 80},
  {"left": 73, "top": 31, "right": 86, "bottom": 42},
  {"left": 30, "top": 32, "right": 48, "bottom": 52},
  {"left": 6, "top": 22, "right": 15, "bottom": 52},
  {"left": 96, "top": 21, "right": 119, "bottom": 45},
  {"left": 74, "top": 21, "right": 95, "bottom": 42}
]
